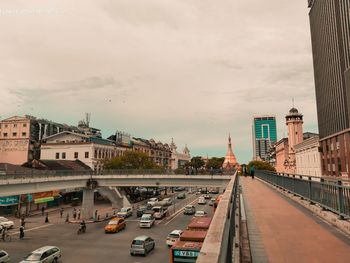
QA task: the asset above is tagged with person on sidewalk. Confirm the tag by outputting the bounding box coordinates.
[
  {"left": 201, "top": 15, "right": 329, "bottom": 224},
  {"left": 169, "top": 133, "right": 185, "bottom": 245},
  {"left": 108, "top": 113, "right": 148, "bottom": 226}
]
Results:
[
  {"left": 20, "top": 216, "right": 26, "bottom": 228},
  {"left": 250, "top": 165, "right": 255, "bottom": 179},
  {"left": 45, "top": 212, "right": 49, "bottom": 223},
  {"left": 94, "top": 210, "right": 98, "bottom": 221},
  {"left": 19, "top": 225, "right": 24, "bottom": 240},
  {"left": 73, "top": 208, "right": 77, "bottom": 220},
  {"left": 78, "top": 209, "right": 81, "bottom": 220},
  {"left": 41, "top": 206, "right": 45, "bottom": 216},
  {"left": 65, "top": 213, "right": 69, "bottom": 223},
  {"left": 60, "top": 208, "right": 64, "bottom": 218}
]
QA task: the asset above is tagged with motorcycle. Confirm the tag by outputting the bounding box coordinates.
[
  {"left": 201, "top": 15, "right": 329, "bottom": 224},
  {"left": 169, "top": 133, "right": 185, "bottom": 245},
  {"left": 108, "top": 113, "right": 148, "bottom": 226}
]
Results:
[{"left": 77, "top": 224, "right": 86, "bottom": 235}]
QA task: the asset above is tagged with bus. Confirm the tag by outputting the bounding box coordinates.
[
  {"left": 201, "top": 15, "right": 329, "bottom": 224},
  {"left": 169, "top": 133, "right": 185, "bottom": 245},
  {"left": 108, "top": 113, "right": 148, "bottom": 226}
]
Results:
[
  {"left": 187, "top": 217, "right": 211, "bottom": 231},
  {"left": 169, "top": 241, "right": 202, "bottom": 263}
]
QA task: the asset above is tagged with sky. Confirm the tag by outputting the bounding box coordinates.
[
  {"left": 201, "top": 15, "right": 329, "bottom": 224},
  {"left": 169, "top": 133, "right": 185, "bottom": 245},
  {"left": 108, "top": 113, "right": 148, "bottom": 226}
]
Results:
[{"left": 0, "top": 0, "right": 318, "bottom": 164}]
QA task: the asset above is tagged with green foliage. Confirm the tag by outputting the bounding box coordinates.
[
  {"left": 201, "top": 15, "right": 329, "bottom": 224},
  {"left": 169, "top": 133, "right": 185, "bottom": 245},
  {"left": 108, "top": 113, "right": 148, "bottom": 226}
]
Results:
[
  {"left": 206, "top": 157, "right": 225, "bottom": 169},
  {"left": 247, "top": 160, "right": 275, "bottom": 172},
  {"left": 103, "top": 151, "right": 160, "bottom": 169},
  {"left": 188, "top": 156, "right": 205, "bottom": 169}
]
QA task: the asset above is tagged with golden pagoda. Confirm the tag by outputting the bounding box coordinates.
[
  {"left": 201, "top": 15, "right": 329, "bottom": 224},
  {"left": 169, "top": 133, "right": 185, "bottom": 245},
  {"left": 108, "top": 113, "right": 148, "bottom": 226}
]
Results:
[{"left": 222, "top": 134, "right": 238, "bottom": 169}]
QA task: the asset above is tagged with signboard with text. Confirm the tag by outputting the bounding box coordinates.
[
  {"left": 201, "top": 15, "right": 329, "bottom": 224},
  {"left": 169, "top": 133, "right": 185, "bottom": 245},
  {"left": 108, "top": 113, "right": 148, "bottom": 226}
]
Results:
[{"left": 0, "top": 195, "right": 19, "bottom": 206}]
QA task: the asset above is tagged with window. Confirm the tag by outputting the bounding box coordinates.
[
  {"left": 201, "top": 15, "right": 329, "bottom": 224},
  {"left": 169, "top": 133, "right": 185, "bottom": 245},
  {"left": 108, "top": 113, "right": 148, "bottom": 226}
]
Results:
[
  {"left": 22, "top": 132, "right": 26, "bottom": 137},
  {"left": 13, "top": 124, "right": 17, "bottom": 128},
  {"left": 4, "top": 124, "right": 8, "bottom": 128},
  {"left": 62, "top": 152, "right": 66, "bottom": 159},
  {"left": 3, "top": 133, "right": 7, "bottom": 137},
  {"left": 12, "top": 132, "right": 17, "bottom": 137},
  {"left": 23, "top": 123, "right": 27, "bottom": 127},
  {"left": 74, "top": 152, "right": 78, "bottom": 159},
  {"left": 85, "top": 152, "right": 89, "bottom": 158},
  {"left": 56, "top": 153, "right": 59, "bottom": 159}
]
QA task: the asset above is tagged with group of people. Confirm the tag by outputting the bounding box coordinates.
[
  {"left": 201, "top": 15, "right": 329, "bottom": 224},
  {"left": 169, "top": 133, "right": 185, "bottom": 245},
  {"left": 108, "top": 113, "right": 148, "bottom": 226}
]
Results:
[{"left": 242, "top": 165, "right": 255, "bottom": 179}]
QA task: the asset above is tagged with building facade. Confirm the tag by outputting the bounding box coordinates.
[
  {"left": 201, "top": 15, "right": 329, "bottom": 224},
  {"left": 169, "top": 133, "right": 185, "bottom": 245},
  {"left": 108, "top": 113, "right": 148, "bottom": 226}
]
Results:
[
  {"left": 308, "top": 0, "right": 350, "bottom": 178},
  {"left": 295, "top": 135, "right": 322, "bottom": 177},
  {"left": 169, "top": 139, "right": 191, "bottom": 170},
  {"left": 252, "top": 116, "right": 277, "bottom": 161}
]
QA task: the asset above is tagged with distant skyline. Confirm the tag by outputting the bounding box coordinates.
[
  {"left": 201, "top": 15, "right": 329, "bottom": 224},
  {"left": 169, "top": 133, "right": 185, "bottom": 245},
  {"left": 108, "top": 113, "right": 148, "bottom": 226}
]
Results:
[{"left": 0, "top": 1, "right": 318, "bottom": 163}]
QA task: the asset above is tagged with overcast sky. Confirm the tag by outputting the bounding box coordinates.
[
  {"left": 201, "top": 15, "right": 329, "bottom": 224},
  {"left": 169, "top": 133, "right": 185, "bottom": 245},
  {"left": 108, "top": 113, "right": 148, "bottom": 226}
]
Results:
[{"left": 0, "top": 0, "right": 317, "bottom": 163}]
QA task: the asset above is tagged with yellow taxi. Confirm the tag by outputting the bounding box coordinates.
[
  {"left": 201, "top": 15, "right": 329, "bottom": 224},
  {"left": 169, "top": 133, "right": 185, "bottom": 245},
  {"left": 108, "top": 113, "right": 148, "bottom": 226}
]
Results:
[{"left": 104, "top": 217, "right": 126, "bottom": 233}]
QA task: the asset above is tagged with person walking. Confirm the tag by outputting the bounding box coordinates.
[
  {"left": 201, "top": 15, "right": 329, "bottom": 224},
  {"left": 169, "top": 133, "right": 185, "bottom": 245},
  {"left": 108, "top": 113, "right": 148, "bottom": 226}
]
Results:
[
  {"left": 19, "top": 225, "right": 25, "bottom": 239},
  {"left": 20, "top": 216, "right": 26, "bottom": 228},
  {"left": 60, "top": 207, "right": 64, "bottom": 218},
  {"left": 250, "top": 165, "right": 255, "bottom": 179},
  {"left": 41, "top": 206, "right": 45, "bottom": 216},
  {"left": 73, "top": 208, "right": 77, "bottom": 220},
  {"left": 78, "top": 209, "right": 81, "bottom": 220},
  {"left": 65, "top": 213, "right": 70, "bottom": 223},
  {"left": 94, "top": 210, "right": 98, "bottom": 221},
  {"left": 45, "top": 212, "right": 49, "bottom": 223}
]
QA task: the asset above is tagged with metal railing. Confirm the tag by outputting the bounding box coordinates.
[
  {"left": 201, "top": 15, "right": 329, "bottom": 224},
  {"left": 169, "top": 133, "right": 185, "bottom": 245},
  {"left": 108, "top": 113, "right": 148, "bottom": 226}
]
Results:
[
  {"left": 197, "top": 171, "right": 239, "bottom": 263},
  {"left": 256, "top": 170, "right": 350, "bottom": 220}
]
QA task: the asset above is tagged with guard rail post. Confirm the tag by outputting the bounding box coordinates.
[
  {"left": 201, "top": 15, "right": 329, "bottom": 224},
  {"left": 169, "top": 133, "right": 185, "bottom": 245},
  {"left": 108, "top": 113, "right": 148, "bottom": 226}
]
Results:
[
  {"left": 308, "top": 176, "right": 314, "bottom": 204},
  {"left": 337, "top": 180, "right": 345, "bottom": 220}
]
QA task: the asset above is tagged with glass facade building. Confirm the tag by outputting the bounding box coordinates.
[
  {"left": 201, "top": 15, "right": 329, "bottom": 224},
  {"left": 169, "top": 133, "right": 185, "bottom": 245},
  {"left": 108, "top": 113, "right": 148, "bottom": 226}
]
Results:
[{"left": 252, "top": 116, "right": 277, "bottom": 161}]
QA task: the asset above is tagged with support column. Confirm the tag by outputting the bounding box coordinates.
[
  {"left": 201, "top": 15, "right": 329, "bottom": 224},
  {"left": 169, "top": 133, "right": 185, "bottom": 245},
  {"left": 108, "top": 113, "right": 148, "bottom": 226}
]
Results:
[{"left": 82, "top": 189, "right": 94, "bottom": 220}]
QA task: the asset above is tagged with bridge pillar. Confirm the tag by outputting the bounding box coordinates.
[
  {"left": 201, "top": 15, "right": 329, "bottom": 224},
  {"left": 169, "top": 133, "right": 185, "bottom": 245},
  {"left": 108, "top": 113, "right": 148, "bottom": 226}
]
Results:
[{"left": 82, "top": 188, "right": 94, "bottom": 220}]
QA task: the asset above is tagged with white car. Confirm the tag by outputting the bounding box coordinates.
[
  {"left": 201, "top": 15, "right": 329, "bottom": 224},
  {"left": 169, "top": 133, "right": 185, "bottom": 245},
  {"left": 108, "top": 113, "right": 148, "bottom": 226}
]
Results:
[
  {"left": 0, "top": 217, "right": 14, "bottom": 229},
  {"left": 147, "top": 198, "right": 159, "bottom": 207},
  {"left": 162, "top": 198, "right": 172, "bottom": 206},
  {"left": 198, "top": 197, "right": 206, "bottom": 205},
  {"left": 166, "top": 230, "right": 183, "bottom": 247},
  {"left": 20, "top": 246, "right": 61, "bottom": 263},
  {"left": 139, "top": 214, "right": 155, "bottom": 228},
  {"left": 194, "top": 211, "right": 208, "bottom": 217},
  {"left": 117, "top": 207, "right": 133, "bottom": 218},
  {"left": 0, "top": 250, "right": 10, "bottom": 263}
]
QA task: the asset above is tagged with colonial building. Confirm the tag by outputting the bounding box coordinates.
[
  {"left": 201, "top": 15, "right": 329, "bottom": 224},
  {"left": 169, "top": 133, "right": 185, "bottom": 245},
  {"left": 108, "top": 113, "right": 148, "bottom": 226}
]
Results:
[
  {"left": 40, "top": 131, "right": 124, "bottom": 171},
  {"left": 295, "top": 135, "right": 322, "bottom": 177},
  {"left": 169, "top": 138, "right": 191, "bottom": 170},
  {"left": 222, "top": 134, "right": 238, "bottom": 170}
]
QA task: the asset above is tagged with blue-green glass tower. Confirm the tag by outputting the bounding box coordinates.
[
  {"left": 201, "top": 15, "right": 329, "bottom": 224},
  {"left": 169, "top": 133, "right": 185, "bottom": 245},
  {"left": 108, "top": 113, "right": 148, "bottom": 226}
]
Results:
[{"left": 252, "top": 116, "right": 277, "bottom": 160}]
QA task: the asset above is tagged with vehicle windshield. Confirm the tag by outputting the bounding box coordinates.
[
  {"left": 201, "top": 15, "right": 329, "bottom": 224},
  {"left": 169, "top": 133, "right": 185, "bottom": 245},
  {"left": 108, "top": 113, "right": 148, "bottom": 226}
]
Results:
[
  {"left": 168, "top": 233, "right": 180, "bottom": 238},
  {"left": 149, "top": 198, "right": 157, "bottom": 202},
  {"left": 120, "top": 208, "right": 128, "bottom": 212},
  {"left": 141, "top": 215, "right": 151, "bottom": 220},
  {"left": 132, "top": 240, "right": 144, "bottom": 245},
  {"left": 25, "top": 253, "right": 42, "bottom": 261},
  {"left": 108, "top": 220, "right": 119, "bottom": 225},
  {"left": 138, "top": 206, "right": 147, "bottom": 210},
  {"left": 152, "top": 207, "right": 160, "bottom": 212},
  {"left": 185, "top": 206, "right": 193, "bottom": 209}
]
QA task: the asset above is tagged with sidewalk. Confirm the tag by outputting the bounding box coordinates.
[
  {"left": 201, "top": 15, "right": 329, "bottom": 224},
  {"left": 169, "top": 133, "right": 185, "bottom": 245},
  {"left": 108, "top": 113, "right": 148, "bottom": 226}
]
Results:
[{"left": 241, "top": 176, "right": 350, "bottom": 263}]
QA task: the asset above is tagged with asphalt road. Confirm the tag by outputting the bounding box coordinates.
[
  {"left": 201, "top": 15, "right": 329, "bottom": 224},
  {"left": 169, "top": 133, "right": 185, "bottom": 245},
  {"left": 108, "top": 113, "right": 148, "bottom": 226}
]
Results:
[{"left": 1, "top": 191, "right": 216, "bottom": 263}]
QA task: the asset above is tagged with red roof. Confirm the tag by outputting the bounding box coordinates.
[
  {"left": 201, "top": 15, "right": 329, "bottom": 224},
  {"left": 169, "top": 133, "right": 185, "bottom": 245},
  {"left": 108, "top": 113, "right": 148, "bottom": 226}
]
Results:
[{"left": 187, "top": 217, "right": 211, "bottom": 230}]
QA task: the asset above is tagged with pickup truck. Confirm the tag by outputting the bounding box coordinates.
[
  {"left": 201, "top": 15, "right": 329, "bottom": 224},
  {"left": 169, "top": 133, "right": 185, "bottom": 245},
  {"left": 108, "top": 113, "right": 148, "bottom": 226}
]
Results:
[{"left": 152, "top": 206, "right": 168, "bottom": 219}]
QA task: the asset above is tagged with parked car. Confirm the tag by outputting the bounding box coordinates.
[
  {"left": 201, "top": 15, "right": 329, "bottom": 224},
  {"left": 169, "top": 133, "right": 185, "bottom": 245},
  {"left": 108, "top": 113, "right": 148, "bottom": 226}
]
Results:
[
  {"left": 104, "top": 217, "right": 126, "bottom": 233},
  {"left": 198, "top": 197, "right": 206, "bottom": 205},
  {"left": 194, "top": 211, "right": 208, "bottom": 217},
  {"left": 0, "top": 250, "right": 10, "bottom": 263},
  {"left": 130, "top": 236, "right": 155, "bottom": 256},
  {"left": 209, "top": 198, "right": 216, "bottom": 206},
  {"left": 117, "top": 207, "right": 133, "bottom": 218},
  {"left": 177, "top": 193, "right": 186, "bottom": 199},
  {"left": 166, "top": 230, "right": 183, "bottom": 247},
  {"left": 147, "top": 198, "right": 159, "bottom": 207},
  {"left": 204, "top": 194, "right": 211, "bottom": 199},
  {"left": 137, "top": 206, "right": 148, "bottom": 217},
  {"left": 184, "top": 205, "right": 196, "bottom": 215},
  {"left": 139, "top": 214, "right": 155, "bottom": 228},
  {"left": 174, "top": 187, "right": 185, "bottom": 192},
  {"left": 0, "top": 217, "right": 14, "bottom": 229},
  {"left": 20, "top": 246, "right": 61, "bottom": 263},
  {"left": 162, "top": 198, "right": 172, "bottom": 206}
]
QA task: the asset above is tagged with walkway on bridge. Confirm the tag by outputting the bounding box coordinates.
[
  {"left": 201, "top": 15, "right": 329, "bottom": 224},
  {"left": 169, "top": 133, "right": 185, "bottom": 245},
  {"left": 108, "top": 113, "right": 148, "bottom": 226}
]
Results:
[{"left": 241, "top": 176, "right": 350, "bottom": 263}]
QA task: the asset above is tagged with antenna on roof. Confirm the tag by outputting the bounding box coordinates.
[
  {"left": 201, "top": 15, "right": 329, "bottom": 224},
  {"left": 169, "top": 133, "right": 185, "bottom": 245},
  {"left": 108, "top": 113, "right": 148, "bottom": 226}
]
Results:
[
  {"left": 85, "top": 113, "right": 91, "bottom": 127},
  {"left": 292, "top": 97, "right": 295, "bottom": 108}
]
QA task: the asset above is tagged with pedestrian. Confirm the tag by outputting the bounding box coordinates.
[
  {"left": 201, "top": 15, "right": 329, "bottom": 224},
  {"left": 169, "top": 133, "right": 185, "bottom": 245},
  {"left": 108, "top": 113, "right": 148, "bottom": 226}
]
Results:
[
  {"left": 41, "top": 206, "right": 45, "bottom": 216},
  {"left": 65, "top": 213, "right": 69, "bottom": 223},
  {"left": 20, "top": 216, "right": 26, "bottom": 228},
  {"left": 250, "top": 165, "right": 255, "bottom": 179},
  {"left": 78, "top": 209, "right": 81, "bottom": 220},
  {"left": 45, "top": 212, "right": 49, "bottom": 223},
  {"left": 73, "top": 208, "right": 77, "bottom": 220},
  {"left": 60, "top": 207, "right": 64, "bottom": 218},
  {"left": 94, "top": 210, "right": 98, "bottom": 221},
  {"left": 19, "top": 225, "right": 24, "bottom": 239},
  {"left": 1, "top": 227, "right": 7, "bottom": 241}
]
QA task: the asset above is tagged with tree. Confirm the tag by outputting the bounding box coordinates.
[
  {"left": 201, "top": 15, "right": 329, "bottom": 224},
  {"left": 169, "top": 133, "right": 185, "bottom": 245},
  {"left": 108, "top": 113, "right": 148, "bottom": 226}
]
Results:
[
  {"left": 189, "top": 156, "right": 205, "bottom": 169},
  {"left": 206, "top": 157, "right": 225, "bottom": 169},
  {"left": 247, "top": 160, "right": 275, "bottom": 172},
  {"left": 103, "top": 151, "right": 160, "bottom": 169}
]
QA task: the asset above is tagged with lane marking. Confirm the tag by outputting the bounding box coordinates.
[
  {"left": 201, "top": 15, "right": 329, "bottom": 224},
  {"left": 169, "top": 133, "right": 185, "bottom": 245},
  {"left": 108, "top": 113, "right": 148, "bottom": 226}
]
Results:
[
  {"left": 164, "top": 197, "right": 199, "bottom": 226},
  {"left": 10, "top": 223, "right": 54, "bottom": 235}
]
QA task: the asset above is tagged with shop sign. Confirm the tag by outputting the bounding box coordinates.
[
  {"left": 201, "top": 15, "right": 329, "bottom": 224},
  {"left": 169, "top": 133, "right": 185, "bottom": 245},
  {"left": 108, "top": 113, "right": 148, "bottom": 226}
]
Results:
[
  {"left": 0, "top": 195, "right": 19, "bottom": 206},
  {"left": 34, "top": 196, "right": 54, "bottom": 204}
]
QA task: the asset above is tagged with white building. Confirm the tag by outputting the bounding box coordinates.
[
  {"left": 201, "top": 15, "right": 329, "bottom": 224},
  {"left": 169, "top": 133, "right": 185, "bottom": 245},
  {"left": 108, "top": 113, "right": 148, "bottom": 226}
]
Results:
[
  {"left": 40, "top": 131, "right": 125, "bottom": 171},
  {"left": 169, "top": 139, "right": 191, "bottom": 170},
  {"left": 295, "top": 135, "right": 322, "bottom": 177}
]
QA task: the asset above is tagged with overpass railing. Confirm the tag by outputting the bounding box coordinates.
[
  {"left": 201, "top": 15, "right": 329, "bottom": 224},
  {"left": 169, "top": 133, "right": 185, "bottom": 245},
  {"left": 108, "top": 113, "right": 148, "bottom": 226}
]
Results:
[
  {"left": 197, "top": 171, "right": 239, "bottom": 263},
  {"left": 256, "top": 170, "right": 350, "bottom": 220}
]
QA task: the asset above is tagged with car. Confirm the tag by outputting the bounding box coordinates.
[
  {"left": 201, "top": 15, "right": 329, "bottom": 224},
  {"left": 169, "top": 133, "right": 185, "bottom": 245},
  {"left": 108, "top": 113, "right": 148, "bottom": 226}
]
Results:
[
  {"left": 162, "top": 198, "right": 172, "bottom": 206},
  {"left": 196, "top": 191, "right": 202, "bottom": 195},
  {"left": 184, "top": 205, "right": 196, "bottom": 215},
  {"left": 194, "top": 210, "right": 208, "bottom": 217},
  {"left": 136, "top": 206, "right": 148, "bottom": 217},
  {"left": 0, "top": 217, "right": 14, "bottom": 229},
  {"left": 209, "top": 198, "right": 216, "bottom": 206},
  {"left": 130, "top": 235, "right": 155, "bottom": 256},
  {"left": 139, "top": 214, "right": 155, "bottom": 228},
  {"left": 204, "top": 194, "right": 211, "bottom": 199},
  {"left": 198, "top": 197, "right": 206, "bottom": 205},
  {"left": 104, "top": 217, "right": 126, "bottom": 233},
  {"left": 117, "top": 207, "right": 133, "bottom": 218},
  {"left": 20, "top": 246, "right": 61, "bottom": 263},
  {"left": 0, "top": 250, "right": 10, "bottom": 263},
  {"left": 209, "top": 188, "right": 219, "bottom": 194},
  {"left": 166, "top": 230, "right": 183, "bottom": 247},
  {"left": 147, "top": 198, "right": 159, "bottom": 207},
  {"left": 174, "top": 187, "right": 185, "bottom": 192},
  {"left": 177, "top": 193, "right": 186, "bottom": 199}
]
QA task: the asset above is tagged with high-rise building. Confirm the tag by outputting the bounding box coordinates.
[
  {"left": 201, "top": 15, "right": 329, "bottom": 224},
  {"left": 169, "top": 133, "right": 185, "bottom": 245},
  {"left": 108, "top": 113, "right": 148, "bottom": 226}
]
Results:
[
  {"left": 308, "top": 0, "right": 350, "bottom": 177},
  {"left": 252, "top": 116, "right": 277, "bottom": 161}
]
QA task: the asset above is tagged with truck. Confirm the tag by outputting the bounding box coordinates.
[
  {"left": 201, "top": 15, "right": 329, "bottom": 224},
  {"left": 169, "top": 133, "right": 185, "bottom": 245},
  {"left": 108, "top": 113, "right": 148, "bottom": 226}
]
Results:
[
  {"left": 169, "top": 241, "right": 202, "bottom": 263},
  {"left": 187, "top": 217, "right": 212, "bottom": 231},
  {"left": 152, "top": 205, "right": 168, "bottom": 219},
  {"left": 180, "top": 230, "right": 207, "bottom": 242}
]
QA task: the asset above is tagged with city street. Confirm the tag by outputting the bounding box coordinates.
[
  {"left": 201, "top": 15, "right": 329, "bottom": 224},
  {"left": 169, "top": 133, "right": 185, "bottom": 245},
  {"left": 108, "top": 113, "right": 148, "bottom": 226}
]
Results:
[{"left": 1, "top": 191, "right": 216, "bottom": 263}]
